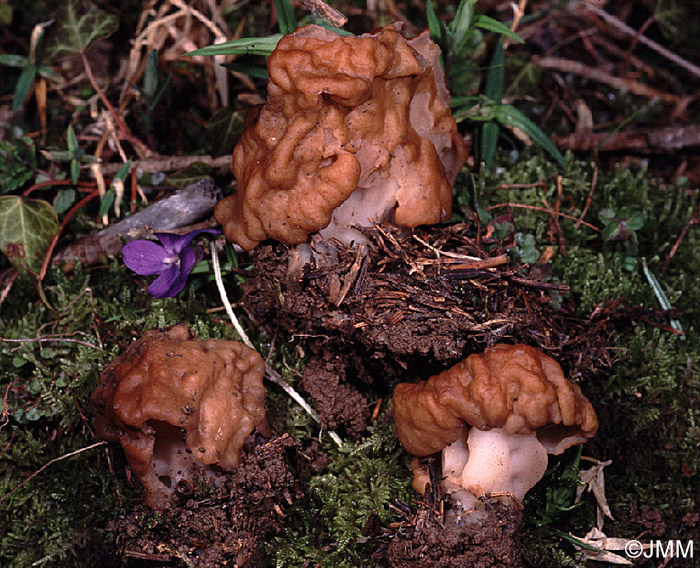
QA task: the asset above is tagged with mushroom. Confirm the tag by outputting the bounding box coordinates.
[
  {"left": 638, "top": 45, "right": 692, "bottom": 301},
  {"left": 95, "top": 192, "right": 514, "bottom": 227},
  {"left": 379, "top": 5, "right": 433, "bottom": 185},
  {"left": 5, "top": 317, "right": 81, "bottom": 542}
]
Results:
[
  {"left": 392, "top": 344, "right": 598, "bottom": 516},
  {"left": 215, "top": 23, "right": 468, "bottom": 266},
  {"left": 90, "top": 325, "right": 266, "bottom": 509}
]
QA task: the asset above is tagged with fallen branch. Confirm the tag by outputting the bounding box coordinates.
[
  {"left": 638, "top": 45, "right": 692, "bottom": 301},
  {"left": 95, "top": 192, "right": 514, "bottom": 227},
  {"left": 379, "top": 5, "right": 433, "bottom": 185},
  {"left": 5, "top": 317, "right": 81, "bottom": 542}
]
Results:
[
  {"left": 583, "top": 3, "right": 700, "bottom": 80},
  {"left": 98, "top": 154, "right": 231, "bottom": 176},
  {"left": 533, "top": 56, "right": 683, "bottom": 102},
  {"left": 52, "top": 179, "right": 221, "bottom": 270},
  {"left": 485, "top": 202, "right": 602, "bottom": 233},
  {"left": 556, "top": 124, "right": 700, "bottom": 153}
]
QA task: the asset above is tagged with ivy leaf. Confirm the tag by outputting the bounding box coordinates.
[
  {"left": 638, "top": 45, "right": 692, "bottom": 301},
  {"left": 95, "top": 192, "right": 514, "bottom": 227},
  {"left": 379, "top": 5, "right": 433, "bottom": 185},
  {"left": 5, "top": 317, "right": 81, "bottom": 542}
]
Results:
[
  {"left": 44, "top": 0, "right": 119, "bottom": 61},
  {"left": 0, "top": 196, "right": 60, "bottom": 278},
  {"left": 206, "top": 107, "right": 245, "bottom": 156},
  {"left": 0, "top": 137, "right": 36, "bottom": 194}
]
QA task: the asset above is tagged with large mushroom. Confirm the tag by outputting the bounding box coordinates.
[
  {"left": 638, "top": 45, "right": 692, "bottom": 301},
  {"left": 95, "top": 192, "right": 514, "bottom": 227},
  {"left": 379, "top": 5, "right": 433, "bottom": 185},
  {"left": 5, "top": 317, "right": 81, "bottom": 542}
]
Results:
[
  {"left": 392, "top": 344, "right": 598, "bottom": 516},
  {"left": 90, "top": 325, "right": 266, "bottom": 509},
  {"left": 215, "top": 23, "right": 467, "bottom": 266}
]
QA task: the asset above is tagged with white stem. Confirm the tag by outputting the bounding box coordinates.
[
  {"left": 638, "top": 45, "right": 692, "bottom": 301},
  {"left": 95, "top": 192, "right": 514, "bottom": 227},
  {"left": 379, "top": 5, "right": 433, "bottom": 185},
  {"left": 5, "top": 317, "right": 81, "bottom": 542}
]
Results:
[
  {"left": 210, "top": 240, "right": 253, "bottom": 348},
  {"left": 209, "top": 241, "right": 343, "bottom": 448}
]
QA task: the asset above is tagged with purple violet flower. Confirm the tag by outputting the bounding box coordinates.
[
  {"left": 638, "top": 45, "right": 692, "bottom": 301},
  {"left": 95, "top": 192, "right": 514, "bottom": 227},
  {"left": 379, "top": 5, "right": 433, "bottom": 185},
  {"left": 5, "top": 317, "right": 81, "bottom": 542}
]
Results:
[{"left": 122, "top": 229, "right": 219, "bottom": 298}]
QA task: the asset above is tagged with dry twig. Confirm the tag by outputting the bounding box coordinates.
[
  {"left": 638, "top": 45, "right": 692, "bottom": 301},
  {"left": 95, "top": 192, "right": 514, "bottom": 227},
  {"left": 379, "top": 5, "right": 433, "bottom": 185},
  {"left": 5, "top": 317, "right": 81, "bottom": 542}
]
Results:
[{"left": 0, "top": 442, "right": 107, "bottom": 505}]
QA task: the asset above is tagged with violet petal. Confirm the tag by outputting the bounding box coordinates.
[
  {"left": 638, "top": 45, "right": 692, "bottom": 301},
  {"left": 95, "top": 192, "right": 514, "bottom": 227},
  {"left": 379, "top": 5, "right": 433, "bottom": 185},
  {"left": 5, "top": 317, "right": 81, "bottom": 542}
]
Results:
[
  {"left": 153, "top": 232, "right": 181, "bottom": 254},
  {"left": 156, "top": 229, "right": 220, "bottom": 255},
  {"left": 178, "top": 246, "right": 198, "bottom": 280},
  {"left": 122, "top": 240, "right": 169, "bottom": 275},
  {"left": 147, "top": 264, "right": 186, "bottom": 298}
]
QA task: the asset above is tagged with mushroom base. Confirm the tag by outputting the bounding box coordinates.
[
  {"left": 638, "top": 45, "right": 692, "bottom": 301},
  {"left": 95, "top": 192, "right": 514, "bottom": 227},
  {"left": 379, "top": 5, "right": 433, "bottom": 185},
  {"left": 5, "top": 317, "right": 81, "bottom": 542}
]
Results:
[
  {"left": 443, "top": 428, "right": 548, "bottom": 515},
  {"left": 134, "top": 420, "right": 221, "bottom": 509},
  {"left": 110, "top": 434, "right": 302, "bottom": 567},
  {"left": 410, "top": 427, "right": 549, "bottom": 521}
]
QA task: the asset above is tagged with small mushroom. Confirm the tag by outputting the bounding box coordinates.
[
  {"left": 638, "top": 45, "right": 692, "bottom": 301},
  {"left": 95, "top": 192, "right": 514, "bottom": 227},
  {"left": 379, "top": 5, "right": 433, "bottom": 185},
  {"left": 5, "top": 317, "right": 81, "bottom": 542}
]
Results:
[
  {"left": 215, "top": 23, "right": 467, "bottom": 265},
  {"left": 392, "top": 344, "right": 598, "bottom": 516},
  {"left": 90, "top": 325, "right": 266, "bottom": 509}
]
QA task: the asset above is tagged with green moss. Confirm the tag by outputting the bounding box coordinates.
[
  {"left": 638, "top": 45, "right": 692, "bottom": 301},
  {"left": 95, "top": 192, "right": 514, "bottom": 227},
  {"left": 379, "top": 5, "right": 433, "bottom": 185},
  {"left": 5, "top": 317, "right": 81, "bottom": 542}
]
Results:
[{"left": 264, "top": 414, "right": 412, "bottom": 567}]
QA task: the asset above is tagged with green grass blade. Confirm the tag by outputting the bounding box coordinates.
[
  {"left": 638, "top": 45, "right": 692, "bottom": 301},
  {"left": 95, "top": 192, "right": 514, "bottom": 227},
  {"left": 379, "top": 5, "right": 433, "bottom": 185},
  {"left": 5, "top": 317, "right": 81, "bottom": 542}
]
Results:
[
  {"left": 67, "top": 125, "right": 78, "bottom": 153},
  {"left": 449, "top": 0, "right": 477, "bottom": 49},
  {"left": 450, "top": 95, "right": 480, "bottom": 108},
  {"left": 481, "top": 121, "right": 500, "bottom": 170},
  {"left": 426, "top": 0, "right": 444, "bottom": 45},
  {"left": 485, "top": 39, "right": 504, "bottom": 102},
  {"left": 493, "top": 104, "right": 566, "bottom": 165},
  {"left": 114, "top": 160, "right": 131, "bottom": 182},
  {"left": 472, "top": 15, "right": 524, "bottom": 43},
  {"left": 0, "top": 53, "right": 30, "bottom": 67},
  {"left": 224, "top": 62, "right": 269, "bottom": 80},
  {"left": 314, "top": 23, "right": 353, "bottom": 36},
  {"left": 641, "top": 258, "right": 684, "bottom": 336},
  {"left": 481, "top": 40, "right": 505, "bottom": 170},
  {"left": 274, "top": 0, "right": 298, "bottom": 35},
  {"left": 186, "top": 35, "right": 283, "bottom": 57},
  {"left": 36, "top": 64, "right": 64, "bottom": 83},
  {"left": 13, "top": 65, "right": 36, "bottom": 113}
]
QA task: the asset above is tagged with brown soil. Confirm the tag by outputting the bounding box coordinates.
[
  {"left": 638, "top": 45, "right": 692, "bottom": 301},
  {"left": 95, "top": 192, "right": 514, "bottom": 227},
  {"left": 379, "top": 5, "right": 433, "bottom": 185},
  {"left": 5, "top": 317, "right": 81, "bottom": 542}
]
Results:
[
  {"left": 301, "top": 352, "right": 370, "bottom": 438},
  {"left": 243, "top": 223, "right": 626, "bottom": 375},
  {"left": 110, "top": 434, "right": 301, "bottom": 567},
  {"left": 242, "top": 222, "right": 652, "bottom": 436},
  {"left": 387, "top": 494, "right": 523, "bottom": 568}
]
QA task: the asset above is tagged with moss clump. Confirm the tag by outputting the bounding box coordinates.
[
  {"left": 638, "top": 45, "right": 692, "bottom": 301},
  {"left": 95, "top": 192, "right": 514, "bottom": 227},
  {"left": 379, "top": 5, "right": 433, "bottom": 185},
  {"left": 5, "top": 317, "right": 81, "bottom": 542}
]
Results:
[{"left": 264, "top": 414, "right": 413, "bottom": 567}]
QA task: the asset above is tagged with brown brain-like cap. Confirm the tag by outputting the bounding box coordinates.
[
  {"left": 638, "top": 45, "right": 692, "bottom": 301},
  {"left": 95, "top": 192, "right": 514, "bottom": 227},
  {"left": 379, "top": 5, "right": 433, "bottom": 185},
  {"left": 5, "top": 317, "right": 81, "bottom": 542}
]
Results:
[
  {"left": 90, "top": 325, "right": 266, "bottom": 508},
  {"left": 393, "top": 344, "right": 598, "bottom": 457},
  {"left": 215, "top": 23, "right": 468, "bottom": 250}
]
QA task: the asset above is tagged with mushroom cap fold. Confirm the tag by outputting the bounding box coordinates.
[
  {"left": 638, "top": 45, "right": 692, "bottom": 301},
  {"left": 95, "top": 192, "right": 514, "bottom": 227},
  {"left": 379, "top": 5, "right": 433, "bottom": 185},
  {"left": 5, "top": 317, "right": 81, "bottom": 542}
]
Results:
[
  {"left": 393, "top": 344, "right": 598, "bottom": 457},
  {"left": 90, "top": 325, "right": 266, "bottom": 508},
  {"left": 215, "top": 23, "right": 468, "bottom": 250}
]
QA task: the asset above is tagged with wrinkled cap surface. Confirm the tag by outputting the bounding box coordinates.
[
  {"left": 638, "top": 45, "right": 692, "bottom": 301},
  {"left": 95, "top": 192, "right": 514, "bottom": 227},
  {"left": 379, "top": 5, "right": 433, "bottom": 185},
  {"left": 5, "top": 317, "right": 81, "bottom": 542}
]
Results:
[
  {"left": 393, "top": 344, "right": 598, "bottom": 457},
  {"left": 215, "top": 23, "right": 468, "bottom": 250},
  {"left": 90, "top": 325, "right": 266, "bottom": 508}
]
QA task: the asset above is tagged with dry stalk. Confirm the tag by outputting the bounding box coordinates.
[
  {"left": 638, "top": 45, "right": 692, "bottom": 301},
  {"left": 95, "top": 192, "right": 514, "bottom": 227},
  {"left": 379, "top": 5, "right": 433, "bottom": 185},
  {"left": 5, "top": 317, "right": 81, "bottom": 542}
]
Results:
[{"left": 209, "top": 242, "right": 343, "bottom": 448}]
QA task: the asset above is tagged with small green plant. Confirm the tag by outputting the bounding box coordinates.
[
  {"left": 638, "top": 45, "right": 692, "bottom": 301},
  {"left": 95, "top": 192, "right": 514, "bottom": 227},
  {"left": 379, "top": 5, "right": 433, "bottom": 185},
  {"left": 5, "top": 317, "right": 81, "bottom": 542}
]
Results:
[
  {"left": 40, "top": 125, "right": 94, "bottom": 184},
  {"left": 426, "top": 0, "right": 564, "bottom": 168},
  {"left": 0, "top": 135, "right": 36, "bottom": 194},
  {"left": 598, "top": 205, "right": 646, "bottom": 270},
  {"left": 0, "top": 24, "right": 62, "bottom": 114}
]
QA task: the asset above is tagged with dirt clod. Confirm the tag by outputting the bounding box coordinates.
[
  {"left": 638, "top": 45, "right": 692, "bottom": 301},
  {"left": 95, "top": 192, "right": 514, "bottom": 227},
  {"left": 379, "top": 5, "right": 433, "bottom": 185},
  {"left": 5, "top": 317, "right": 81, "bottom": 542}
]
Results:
[
  {"left": 301, "top": 354, "right": 370, "bottom": 438},
  {"left": 387, "top": 495, "right": 523, "bottom": 568},
  {"left": 111, "top": 434, "right": 301, "bottom": 567}
]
